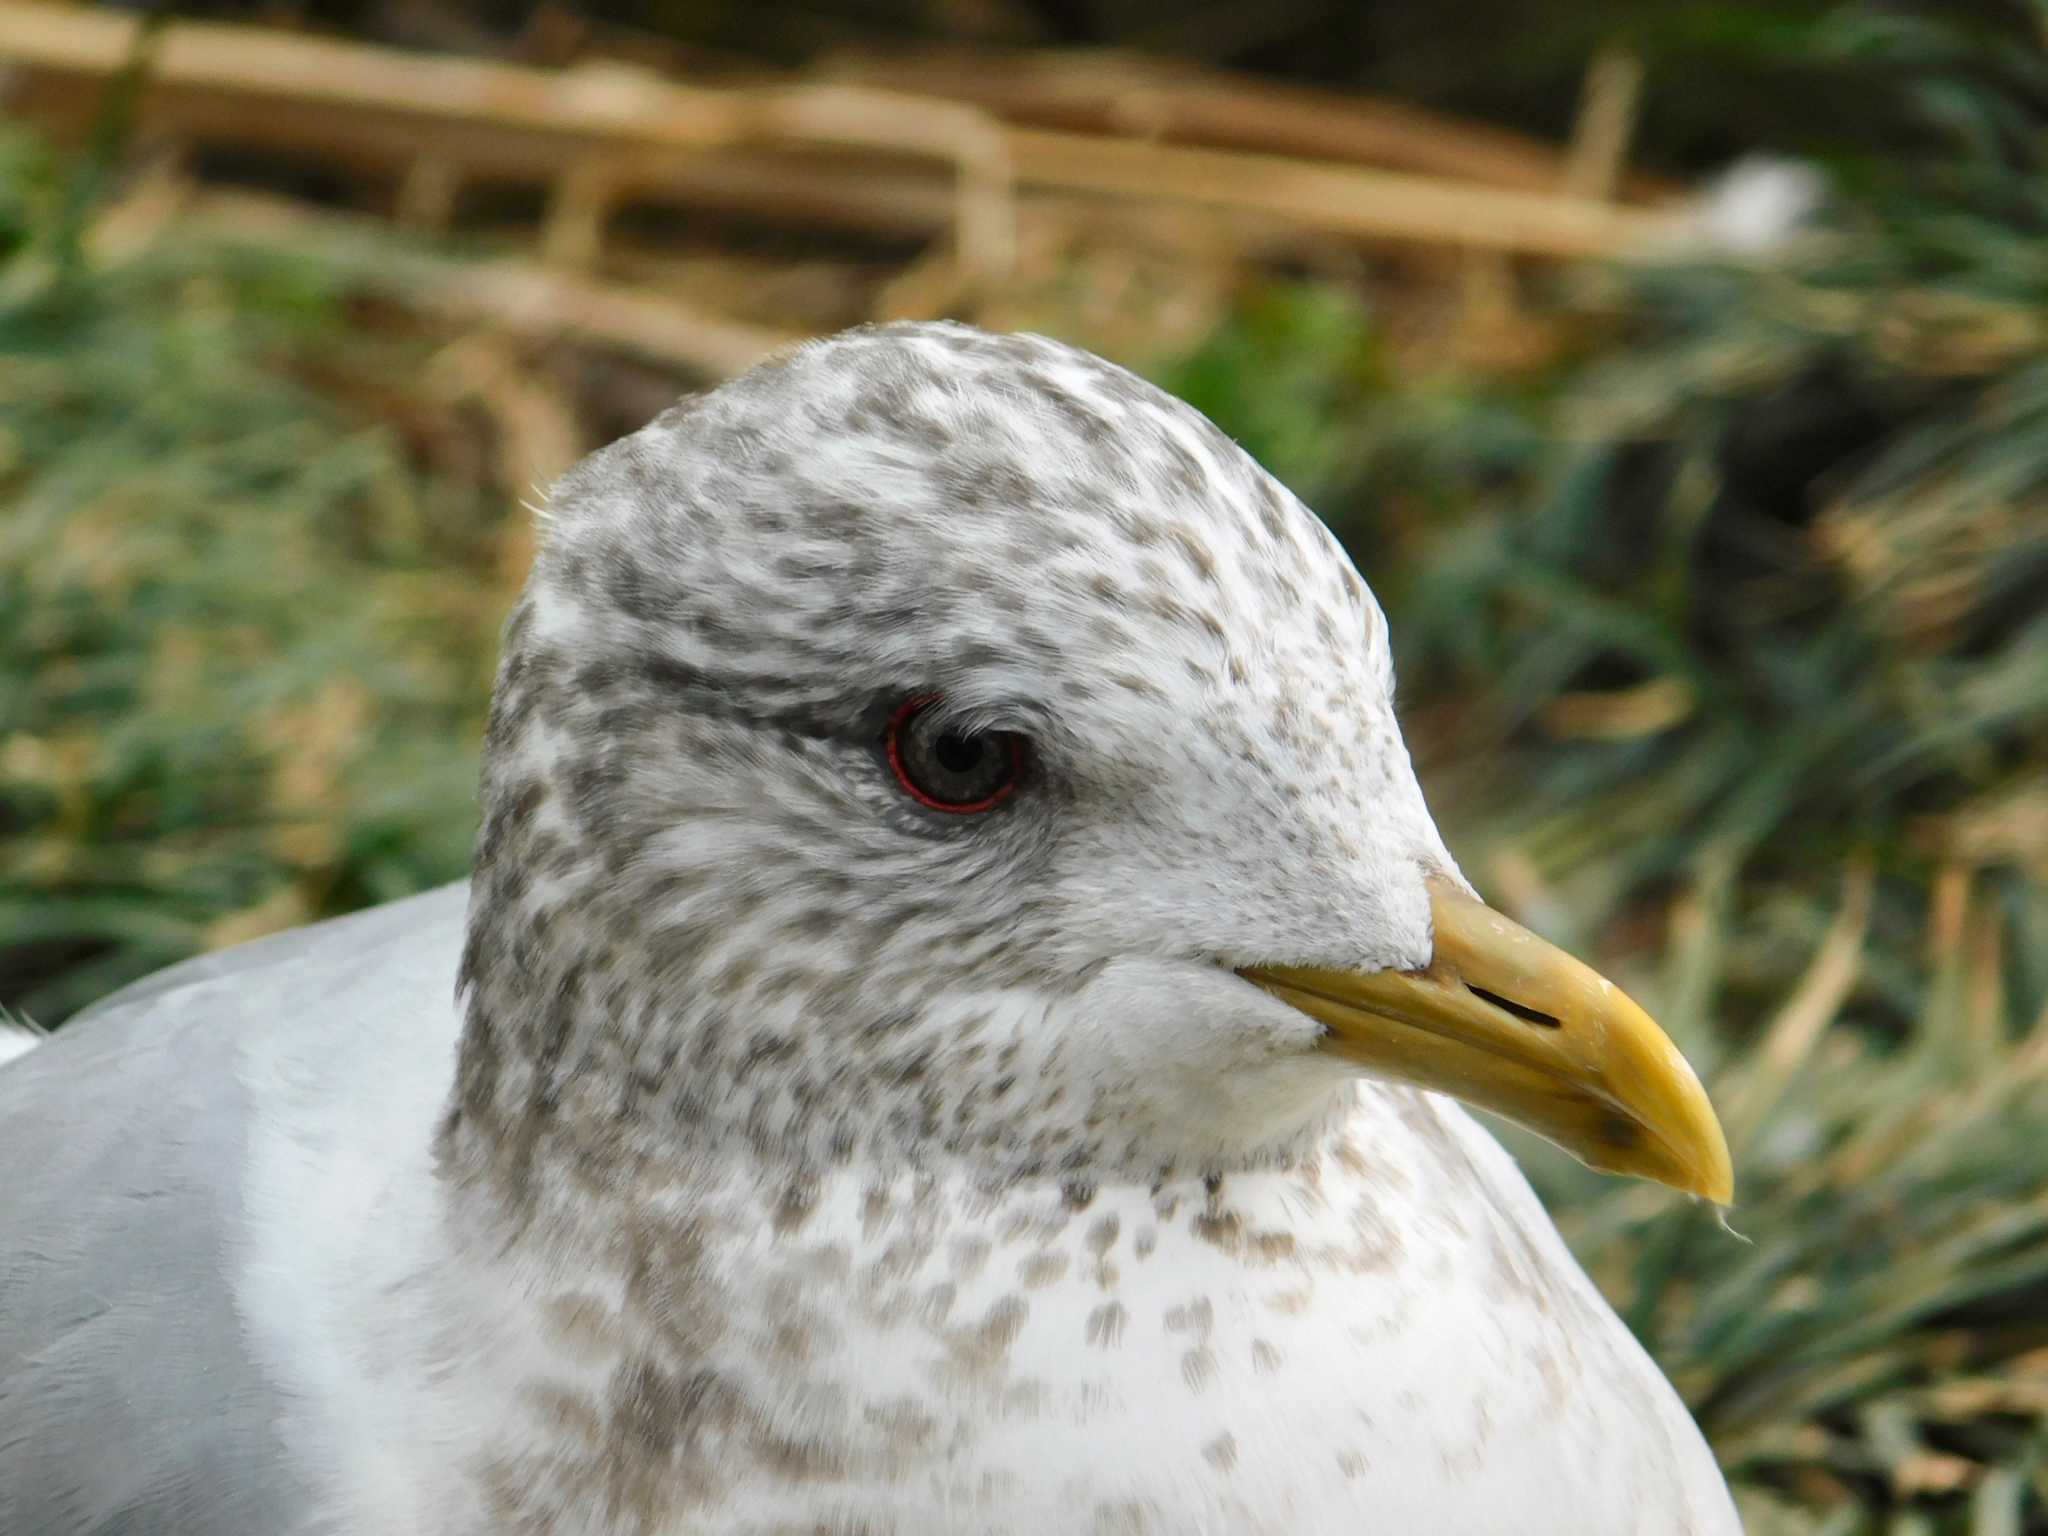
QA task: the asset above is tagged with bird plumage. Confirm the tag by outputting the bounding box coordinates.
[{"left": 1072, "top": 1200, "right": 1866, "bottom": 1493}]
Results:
[{"left": 1, "top": 322, "right": 1737, "bottom": 1534}]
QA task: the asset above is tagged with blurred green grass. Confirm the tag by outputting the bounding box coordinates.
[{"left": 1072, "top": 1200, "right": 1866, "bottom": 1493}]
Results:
[
  {"left": 0, "top": 131, "right": 509, "bottom": 1020},
  {"left": 4, "top": 4, "right": 2048, "bottom": 1529},
  {"left": 1153, "top": 17, "right": 2048, "bottom": 1524}
]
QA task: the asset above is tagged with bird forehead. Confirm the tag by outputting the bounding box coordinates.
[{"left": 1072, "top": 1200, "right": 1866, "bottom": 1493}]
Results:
[{"left": 540, "top": 322, "right": 1386, "bottom": 713}]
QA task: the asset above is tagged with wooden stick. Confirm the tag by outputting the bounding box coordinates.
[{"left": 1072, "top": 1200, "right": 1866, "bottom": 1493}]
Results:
[
  {"left": 0, "top": 0, "right": 1680, "bottom": 262},
  {"left": 0, "top": 5, "right": 745, "bottom": 149},
  {"left": 820, "top": 45, "right": 1681, "bottom": 200},
  {"left": 748, "top": 85, "right": 1016, "bottom": 288},
  {"left": 1004, "top": 126, "right": 1671, "bottom": 260},
  {"left": 1561, "top": 44, "right": 1645, "bottom": 203},
  {"left": 182, "top": 189, "right": 806, "bottom": 377},
  {"left": 612, "top": 151, "right": 957, "bottom": 240},
  {"left": 395, "top": 158, "right": 462, "bottom": 233},
  {"left": 541, "top": 158, "right": 621, "bottom": 272}
]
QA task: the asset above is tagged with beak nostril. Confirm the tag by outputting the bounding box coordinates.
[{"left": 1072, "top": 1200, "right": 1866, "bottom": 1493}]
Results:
[{"left": 1468, "top": 986, "right": 1561, "bottom": 1030}]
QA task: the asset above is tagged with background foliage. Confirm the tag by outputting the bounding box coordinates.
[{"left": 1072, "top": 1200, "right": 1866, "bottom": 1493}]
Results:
[
  {"left": 1157, "top": 19, "right": 2048, "bottom": 1523},
  {"left": 4, "top": 2, "right": 2047, "bottom": 1530}
]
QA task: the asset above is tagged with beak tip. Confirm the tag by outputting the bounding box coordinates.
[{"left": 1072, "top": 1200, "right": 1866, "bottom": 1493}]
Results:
[
  {"left": 1697, "top": 1139, "right": 1736, "bottom": 1208},
  {"left": 1684, "top": 1163, "right": 1735, "bottom": 1208},
  {"left": 1670, "top": 1055, "right": 1736, "bottom": 1207},
  {"left": 1588, "top": 1100, "right": 1734, "bottom": 1205},
  {"left": 1635, "top": 1056, "right": 1735, "bottom": 1206}
]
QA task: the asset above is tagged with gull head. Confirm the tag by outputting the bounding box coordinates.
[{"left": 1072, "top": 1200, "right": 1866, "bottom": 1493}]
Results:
[{"left": 450, "top": 322, "right": 1729, "bottom": 1209}]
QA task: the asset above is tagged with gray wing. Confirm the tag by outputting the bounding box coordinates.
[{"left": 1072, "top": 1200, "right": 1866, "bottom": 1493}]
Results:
[
  {"left": 0, "top": 883, "right": 471, "bottom": 1536},
  {"left": 68, "top": 897, "right": 437, "bottom": 1025}
]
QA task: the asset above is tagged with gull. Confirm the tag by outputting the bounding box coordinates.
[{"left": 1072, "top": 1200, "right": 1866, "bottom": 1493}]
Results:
[{"left": 0, "top": 322, "right": 1738, "bottom": 1535}]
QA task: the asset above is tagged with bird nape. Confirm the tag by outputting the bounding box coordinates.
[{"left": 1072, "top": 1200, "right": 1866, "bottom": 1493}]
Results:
[{"left": 0, "top": 321, "right": 1738, "bottom": 1536}]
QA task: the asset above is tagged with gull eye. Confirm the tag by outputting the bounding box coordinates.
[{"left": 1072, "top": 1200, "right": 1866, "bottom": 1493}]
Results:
[{"left": 885, "top": 695, "right": 1025, "bottom": 814}]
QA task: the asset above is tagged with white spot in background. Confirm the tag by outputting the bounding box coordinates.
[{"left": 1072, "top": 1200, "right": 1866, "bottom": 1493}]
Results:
[{"left": 1688, "top": 155, "right": 1827, "bottom": 255}]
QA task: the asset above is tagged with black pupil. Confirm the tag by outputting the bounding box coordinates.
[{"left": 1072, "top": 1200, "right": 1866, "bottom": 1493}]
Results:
[{"left": 934, "top": 733, "right": 982, "bottom": 774}]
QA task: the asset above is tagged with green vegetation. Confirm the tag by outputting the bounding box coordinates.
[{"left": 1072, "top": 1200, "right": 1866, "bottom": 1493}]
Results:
[
  {"left": 4, "top": 4, "right": 2046, "bottom": 1529},
  {"left": 0, "top": 131, "right": 506, "bottom": 1020},
  {"left": 1158, "top": 15, "right": 2048, "bottom": 1528}
]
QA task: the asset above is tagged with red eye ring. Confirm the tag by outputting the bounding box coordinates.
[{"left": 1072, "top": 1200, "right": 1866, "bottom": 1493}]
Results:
[{"left": 885, "top": 694, "right": 1025, "bottom": 814}]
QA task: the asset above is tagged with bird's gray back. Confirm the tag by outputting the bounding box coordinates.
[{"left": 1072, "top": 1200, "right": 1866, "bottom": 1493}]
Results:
[{"left": 0, "top": 883, "right": 471, "bottom": 1535}]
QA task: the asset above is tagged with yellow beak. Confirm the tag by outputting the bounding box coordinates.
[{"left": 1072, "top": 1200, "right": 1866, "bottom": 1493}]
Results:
[{"left": 1241, "top": 876, "right": 1733, "bottom": 1203}]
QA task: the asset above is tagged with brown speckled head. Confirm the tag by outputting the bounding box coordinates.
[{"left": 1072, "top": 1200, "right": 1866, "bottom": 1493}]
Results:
[{"left": 443, "top": 321, "right": 1456, "bottom": 1224}]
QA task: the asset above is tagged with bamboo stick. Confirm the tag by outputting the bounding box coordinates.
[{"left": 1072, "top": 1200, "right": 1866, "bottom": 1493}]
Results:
[
  {"left": 181, "top": 189, "right": 805, "bottom": 377},
  {"left": 1004, "top": 125, "right": 1672, "bottom": 260},
  {"left": 0, "top": 0, "right": 1681, "bottom": 264},
  {"left": 820, "top": 45, "right": 1681, "bottom": 200},
  {"left": 1561, "top": 44, "right": 1645, "bottom": 203}
]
